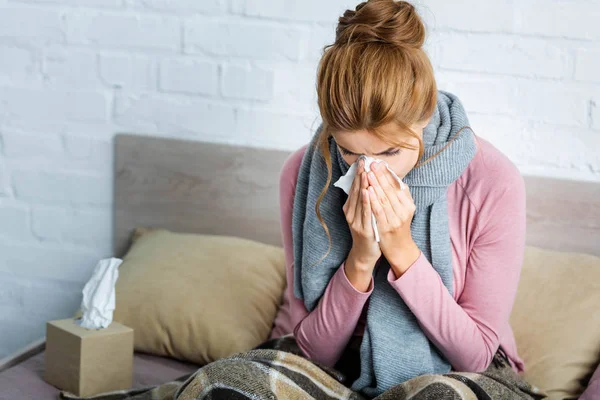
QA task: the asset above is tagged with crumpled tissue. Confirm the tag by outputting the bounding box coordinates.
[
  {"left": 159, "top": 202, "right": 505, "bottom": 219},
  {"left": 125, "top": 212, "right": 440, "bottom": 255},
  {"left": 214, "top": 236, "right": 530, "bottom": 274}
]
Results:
[
  {"left": 75, "top": 258, "right": 123, "bottom": 329},
  {"left": 334, "top": 155, "right": 405, "bottom": 242}
]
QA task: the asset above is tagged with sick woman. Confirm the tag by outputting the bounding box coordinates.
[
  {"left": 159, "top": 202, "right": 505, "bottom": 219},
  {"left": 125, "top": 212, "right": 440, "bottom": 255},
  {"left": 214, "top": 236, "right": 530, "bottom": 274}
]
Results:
[{"left": 267, "top": 0, "right": 542, "bottom": 398}]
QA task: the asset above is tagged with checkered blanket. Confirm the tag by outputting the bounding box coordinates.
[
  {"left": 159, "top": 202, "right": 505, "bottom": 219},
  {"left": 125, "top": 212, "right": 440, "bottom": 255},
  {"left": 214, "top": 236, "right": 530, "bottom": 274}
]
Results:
[{"left": 59, "top": 335, "right": 547, "bottom": 400}]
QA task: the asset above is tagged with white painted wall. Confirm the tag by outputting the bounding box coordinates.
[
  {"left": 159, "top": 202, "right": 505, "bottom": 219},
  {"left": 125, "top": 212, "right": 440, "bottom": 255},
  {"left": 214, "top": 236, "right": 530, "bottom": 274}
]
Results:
[{"left": 0, "top": 0, "right": 599, "bottom": 359}]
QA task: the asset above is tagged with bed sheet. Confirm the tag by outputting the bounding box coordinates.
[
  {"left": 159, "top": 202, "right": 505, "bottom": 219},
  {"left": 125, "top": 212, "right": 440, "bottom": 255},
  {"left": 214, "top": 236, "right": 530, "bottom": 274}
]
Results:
[{"left": 0, "top": 350, "right": 200, "bottom": 399}]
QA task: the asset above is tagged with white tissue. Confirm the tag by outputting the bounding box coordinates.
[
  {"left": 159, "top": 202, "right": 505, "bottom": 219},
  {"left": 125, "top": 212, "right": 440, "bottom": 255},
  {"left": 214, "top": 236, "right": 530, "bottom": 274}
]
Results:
[
  {"left": 76, "top": 257, "right": 122, "bottom": 329},
  {"left": 334, "top": 156, "right": 405, "bottom": 243}
]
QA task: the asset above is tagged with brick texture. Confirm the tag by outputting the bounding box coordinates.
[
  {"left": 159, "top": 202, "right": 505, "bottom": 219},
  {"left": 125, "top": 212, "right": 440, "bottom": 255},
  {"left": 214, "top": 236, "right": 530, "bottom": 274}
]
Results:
[{"left": 0, "top": 0, "right": 598, "bottom": 359}]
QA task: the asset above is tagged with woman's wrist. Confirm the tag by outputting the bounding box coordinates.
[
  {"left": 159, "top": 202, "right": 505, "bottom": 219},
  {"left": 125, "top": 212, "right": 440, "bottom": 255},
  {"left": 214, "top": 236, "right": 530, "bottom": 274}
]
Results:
[
  {"left": 344, "top": 251, "right": 376, "bottom": 292},
  {"left": 346, "top": 248, "right": 377, "bottom": 272},
  {"left": 388, "top": 240, "right": 421, "bottom": 279}
]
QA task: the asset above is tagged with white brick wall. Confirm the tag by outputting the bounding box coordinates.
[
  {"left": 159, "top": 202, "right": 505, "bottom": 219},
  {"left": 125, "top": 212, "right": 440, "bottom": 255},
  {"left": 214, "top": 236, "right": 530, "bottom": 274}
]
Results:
[
  {"left": 0, "top": 0, "right": 599, "bottom": 359},
  {"left": 159, "top": 58, "right": 219, "bottom": 95}
]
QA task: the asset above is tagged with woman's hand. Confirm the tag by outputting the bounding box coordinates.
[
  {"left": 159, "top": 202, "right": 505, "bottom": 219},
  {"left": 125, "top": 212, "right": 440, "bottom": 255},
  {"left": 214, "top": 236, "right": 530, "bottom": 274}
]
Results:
[
  {"left": 366, "top": 161, "right": 421, "bottom": 277},
  {"left": 342, "top": 158, "right": 382, "bottom": 272}
]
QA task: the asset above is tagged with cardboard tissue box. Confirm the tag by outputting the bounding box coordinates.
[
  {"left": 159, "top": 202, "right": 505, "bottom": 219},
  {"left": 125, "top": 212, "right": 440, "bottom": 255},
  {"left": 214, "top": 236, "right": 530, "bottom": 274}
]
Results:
[
  {"left": 45, "top": 257, "right": 131, "bottom": 396},
  {"left": 44, "top": 318, "right": 134, "bottom": 397}
]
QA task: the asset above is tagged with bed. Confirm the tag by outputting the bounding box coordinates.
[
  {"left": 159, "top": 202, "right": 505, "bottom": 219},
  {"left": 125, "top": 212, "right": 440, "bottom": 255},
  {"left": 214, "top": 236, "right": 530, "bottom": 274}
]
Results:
[{"left": 1, "top": 133, "right": 599, "bottom": 399}]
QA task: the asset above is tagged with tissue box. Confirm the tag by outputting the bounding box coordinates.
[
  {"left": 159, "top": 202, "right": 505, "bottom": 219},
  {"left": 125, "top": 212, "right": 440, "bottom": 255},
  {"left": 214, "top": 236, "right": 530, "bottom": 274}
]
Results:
[{"left": 44, "top": 318, "right": 134, "bottom": 397}]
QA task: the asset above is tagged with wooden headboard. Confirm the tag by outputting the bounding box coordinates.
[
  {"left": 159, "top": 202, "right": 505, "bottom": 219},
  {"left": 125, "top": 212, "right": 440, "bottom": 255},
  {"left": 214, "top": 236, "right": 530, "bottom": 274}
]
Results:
[{"left": 113, "top": 133, "right": 600, "bottom": 258}]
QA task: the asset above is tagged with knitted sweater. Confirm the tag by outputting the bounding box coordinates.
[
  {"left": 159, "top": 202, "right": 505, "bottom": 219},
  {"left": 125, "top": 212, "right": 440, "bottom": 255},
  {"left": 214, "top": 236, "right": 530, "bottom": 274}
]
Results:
[{"left": 270, "top": 135, "right": 526, "bottom": 374}]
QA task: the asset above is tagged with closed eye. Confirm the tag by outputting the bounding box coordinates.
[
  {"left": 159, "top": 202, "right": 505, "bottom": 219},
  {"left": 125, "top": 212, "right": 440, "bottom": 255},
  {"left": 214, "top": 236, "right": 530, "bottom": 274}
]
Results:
[{"left": 339, "top": 147, "right": 401, "bottom": 157}]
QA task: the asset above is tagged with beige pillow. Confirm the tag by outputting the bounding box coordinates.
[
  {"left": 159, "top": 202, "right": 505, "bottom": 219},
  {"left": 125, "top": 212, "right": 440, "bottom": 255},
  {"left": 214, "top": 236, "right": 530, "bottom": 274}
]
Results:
[
  {"left": 110, "top": 228, "right": 286, "bottom": 365},
  {"left": 510, "top": 246, "right": 600, "bottom": 399}
]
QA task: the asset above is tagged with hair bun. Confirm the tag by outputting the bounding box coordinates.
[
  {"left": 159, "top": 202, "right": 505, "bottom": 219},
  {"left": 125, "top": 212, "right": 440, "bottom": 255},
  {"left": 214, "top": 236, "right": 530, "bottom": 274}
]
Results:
[{"left": 336, "top": 0, "right": 425, "bottom": 50}]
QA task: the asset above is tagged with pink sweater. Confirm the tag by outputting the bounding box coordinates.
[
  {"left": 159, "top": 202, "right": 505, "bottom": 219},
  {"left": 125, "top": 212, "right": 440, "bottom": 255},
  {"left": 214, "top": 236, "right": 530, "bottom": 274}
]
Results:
[{"left": 270, "top": 135, "right": 527, "bottom": 375}]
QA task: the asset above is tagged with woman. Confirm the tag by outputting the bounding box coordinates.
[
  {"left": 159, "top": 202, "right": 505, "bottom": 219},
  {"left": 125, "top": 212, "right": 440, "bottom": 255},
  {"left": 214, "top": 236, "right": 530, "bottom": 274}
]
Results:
[{"left": 268, "top": 0, "right": 538, "bottom": 398}]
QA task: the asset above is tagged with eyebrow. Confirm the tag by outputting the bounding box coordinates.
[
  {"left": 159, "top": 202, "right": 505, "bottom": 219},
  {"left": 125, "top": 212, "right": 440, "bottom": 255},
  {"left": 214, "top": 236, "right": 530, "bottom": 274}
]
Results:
[{"left": 337, "top": 144, "right": 397, "bottom": 156}]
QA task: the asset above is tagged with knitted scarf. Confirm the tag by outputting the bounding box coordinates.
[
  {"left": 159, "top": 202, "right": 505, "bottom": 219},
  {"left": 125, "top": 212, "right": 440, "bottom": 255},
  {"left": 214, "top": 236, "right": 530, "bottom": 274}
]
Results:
[{"left": 291, "top": 90, "right": 477, "bottom": 398}]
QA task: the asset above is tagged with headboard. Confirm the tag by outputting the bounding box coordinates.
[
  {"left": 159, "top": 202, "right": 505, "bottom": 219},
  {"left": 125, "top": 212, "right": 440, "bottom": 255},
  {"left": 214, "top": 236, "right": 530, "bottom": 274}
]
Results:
[
  {"left": 113, "top": 133, "right": 600, "bottom": 258},
  {"left": 113, "top": 133, "right": 290, "bottom": 257}
]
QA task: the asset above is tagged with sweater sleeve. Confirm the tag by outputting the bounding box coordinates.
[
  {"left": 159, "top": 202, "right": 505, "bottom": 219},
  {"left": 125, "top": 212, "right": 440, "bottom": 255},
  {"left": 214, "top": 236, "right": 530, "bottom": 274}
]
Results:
[
  {"left": 385, "top": 172, "right": 527, "bottom": 372},
  {"left": 279, "top": 147, "right": 374, "bottom": 367}
]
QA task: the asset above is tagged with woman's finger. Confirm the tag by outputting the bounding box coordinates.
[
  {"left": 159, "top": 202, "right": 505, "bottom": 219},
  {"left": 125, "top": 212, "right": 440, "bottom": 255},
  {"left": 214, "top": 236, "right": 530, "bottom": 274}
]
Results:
[
  {"left": 396, "top": 188, "right": 416, "bottom": 217},
  {"left": 361, "top": 187, "right": 372, "bottom": 233},
  {"left": 403, "top": 183, "right": 414, "bottom": 203},
  {"left": 368, "top": 186, "right": 388, "bottom": 225},
  {"left": 367, "top": 169, "right": 398, "bottom": 226},
  {"left": 354, "top": 171, "right": 368, "bottom": 225},
  {"left": 370, "top": 163, "right": 404, "bottom": 219},
  {"left": 344, "top": 165, "right": 362, "bottom": 221},
  {"left": 397, "top": 187, "right": 411, "bottom": 205},
  {"left": 351, "top": 158, "right": 366, "bottom": 214},
  {"left": 358, "top": 158, "right": 366, "bottom": 189}
]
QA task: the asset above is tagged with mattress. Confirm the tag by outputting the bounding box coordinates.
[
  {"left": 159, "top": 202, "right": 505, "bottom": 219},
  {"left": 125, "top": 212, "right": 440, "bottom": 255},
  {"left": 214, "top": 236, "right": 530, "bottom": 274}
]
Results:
[{"left": 0, "top": 350, "right": 200, "bottom": 399}]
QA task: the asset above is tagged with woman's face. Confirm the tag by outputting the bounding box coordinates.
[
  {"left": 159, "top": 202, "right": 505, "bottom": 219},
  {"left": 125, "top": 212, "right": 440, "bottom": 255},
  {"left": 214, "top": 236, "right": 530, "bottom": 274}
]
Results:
[{"left": 331, "top": 118, "right": 430, "bottom": 179}]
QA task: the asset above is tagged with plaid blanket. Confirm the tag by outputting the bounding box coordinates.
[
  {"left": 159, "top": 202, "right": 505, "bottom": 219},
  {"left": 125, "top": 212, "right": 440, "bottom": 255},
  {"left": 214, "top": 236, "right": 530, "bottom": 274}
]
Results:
[{"left": 59, "top": 335, "right": 547, "bottom": 400}]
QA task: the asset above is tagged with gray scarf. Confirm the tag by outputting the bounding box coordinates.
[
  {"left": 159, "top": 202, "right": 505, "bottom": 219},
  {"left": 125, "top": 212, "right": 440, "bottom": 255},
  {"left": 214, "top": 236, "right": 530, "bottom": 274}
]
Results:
[{"left": 291, "top": 90, "right": 477, "bottom": 398}]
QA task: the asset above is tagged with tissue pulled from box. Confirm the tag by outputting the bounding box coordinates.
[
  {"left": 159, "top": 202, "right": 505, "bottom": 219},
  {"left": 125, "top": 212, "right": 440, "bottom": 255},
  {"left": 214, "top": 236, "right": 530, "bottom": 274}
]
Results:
[
  {"left": 76, "top": 258, "right": 122, "bottom": 329},
  {"left": 333, "top": 155, "right": 405, "bottom": 242}
]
